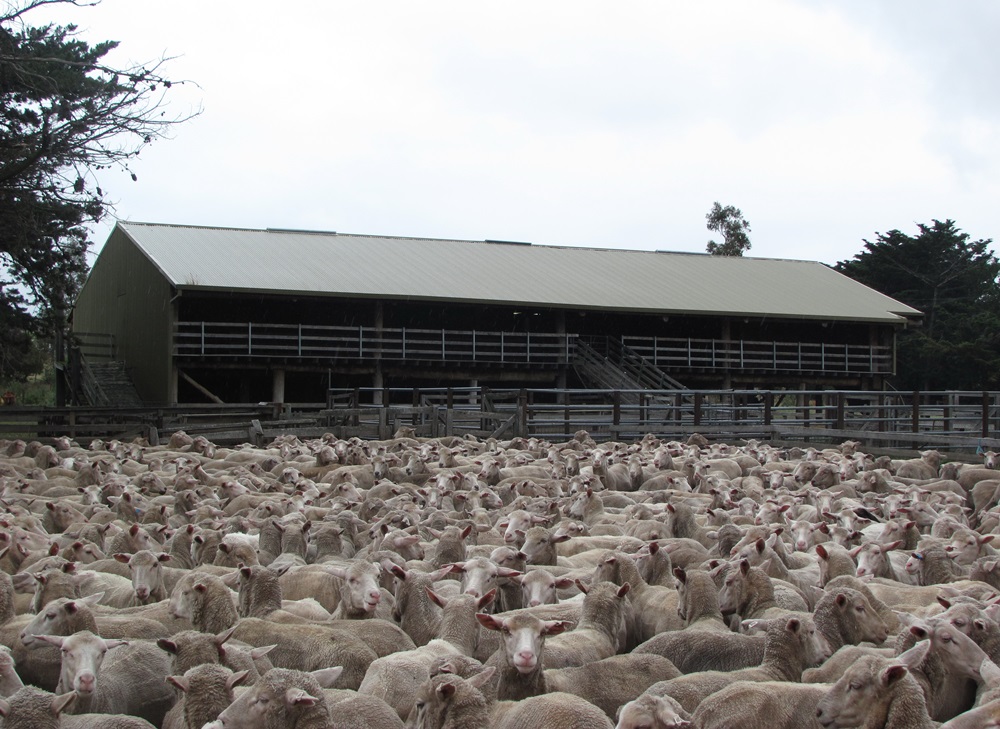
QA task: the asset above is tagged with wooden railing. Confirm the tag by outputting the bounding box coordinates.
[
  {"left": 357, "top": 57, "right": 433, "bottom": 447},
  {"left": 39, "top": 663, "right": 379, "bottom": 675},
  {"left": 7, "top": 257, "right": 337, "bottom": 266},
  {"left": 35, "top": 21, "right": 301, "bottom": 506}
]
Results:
[
  {"left": 4, "top": 389, "right": 999, "bottom": 452},
  {"left": 174, "top": 322, "right": 893, "bottom": 376},
  {"left": 622, "top": 336, "right": 893, "bottom": 374},
  {"left": 71, "top": 332, "right": 116, "bottom": 361},
  {"left": 174, "top": 322, "right": 573, "bottom": 365},
  {"left": 324, "top": 387, "right": 1000, "bottom": 449}
]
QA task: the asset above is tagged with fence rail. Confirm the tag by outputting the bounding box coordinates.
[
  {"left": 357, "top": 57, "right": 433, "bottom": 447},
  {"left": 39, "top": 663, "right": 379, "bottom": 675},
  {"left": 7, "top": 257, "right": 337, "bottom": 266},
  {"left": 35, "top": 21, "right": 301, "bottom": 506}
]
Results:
[
  {"left": 324, "top": 388, "right": 1000, "bottom": 449},
  {"left": 623, "top": 337, "right": 893, "bottom": 374},
  {"left": 173, "top": 322, "right": 892, "bottom": 375},
  {"left": 174, "top": 322, "right": 573, "bottom": 365},
  {"left": 7, "top": 388, "right": 996, "bottom": 452},
  {"left": 72, "top": 332, "right": 116, "bottom": 361}
]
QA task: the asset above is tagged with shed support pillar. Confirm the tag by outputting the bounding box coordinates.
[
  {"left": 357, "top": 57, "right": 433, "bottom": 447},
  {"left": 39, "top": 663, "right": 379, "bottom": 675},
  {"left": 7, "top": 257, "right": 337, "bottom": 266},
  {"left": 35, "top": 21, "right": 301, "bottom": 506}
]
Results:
[
  {"left": 272, "top": 369, "right": 286, "bottom": 404},
  {"left": 373, "top": 364, "right": 384, "bottom": 405},
  {"left": 169, "top": 366, "right": 179, "bottom": 405}
]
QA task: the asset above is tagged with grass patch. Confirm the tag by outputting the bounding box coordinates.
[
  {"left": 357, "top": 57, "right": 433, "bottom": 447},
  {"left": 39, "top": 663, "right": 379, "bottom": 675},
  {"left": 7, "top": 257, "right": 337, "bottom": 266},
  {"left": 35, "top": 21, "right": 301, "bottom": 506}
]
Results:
[{"left": 0, "top": 364, "right": 56, "bottom": 407}]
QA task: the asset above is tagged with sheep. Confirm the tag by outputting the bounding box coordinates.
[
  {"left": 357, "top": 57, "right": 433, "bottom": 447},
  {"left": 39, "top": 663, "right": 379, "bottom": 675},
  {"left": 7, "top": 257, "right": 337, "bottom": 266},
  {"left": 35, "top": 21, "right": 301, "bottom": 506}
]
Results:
[
  {"left": 323, "top": 558, "right": 393, "bottom": 619},
  {"left": 634, "top": 624, "right": 768, "bottom": 674},
  {"left": 491, "top": 691, "right": 614, "bottom": 729},
  {"left": 614, "top": 693, "right": 693, "bottom": 729},
  {"left": 357, "top": 589, "right": 494, "bottom": 719},
  {"left": 156, "top": 628, "right": 273, "bottom": 681},
  {"left": 205, "top": 667, "right": 332, "bottom": 729},
  {"left": 905, "top": 543, "right": 969, "bottom": 585},
  {"left": 406, "top": 669, "right": 496, "bottom": 729},
  {"left": 853, "top": 540, "right": 918, "bottom": 584},
  {"left": 34, "top": 630, "right": 174, "bottom": 727},
  {"left": 590, "top": 550, "right": 682, "bottom": 644},
  {"left": 168, "top": 572, "right": 238, "bottom": 633},
  {"left": 673, "top": 566, "right": 728, "bottom": 632},
  {"left": 811, "top": 587, "right": 889, "bottom": 652},
  {"left": 0, "top": 685, "right": 157, "bottom": 729},
  {"left": 815, "top": 645, "right": 936, "bottom": 729},
  {"left": 691, "top": 680, "right": 830, "bottom": 729},
  {"left": 0, "top": 645, "right": 24, "bottom": 697},
  {"left": 387, "top": 564, "right": 455, "bottom": 646},
  {"left": 449, "top": 556, "right": 521, "bottom": 601},
  {"left": 230, "top": 618, "right": 377, "bottom": 690},
  {"left": 112, "top": 550, "right": 175, "bottom": 604},
  {"left": 544, "top": 653, "right": 682, "bottom": 720},
  {"left": 477, "top": 611, "right": 573, "bottom": 700},
  {"left": 162, "top": 663, "right": 249, "bottom": 729},
  {"left": 542, "top": 581, "right": 630, "bottom": 669},
  {"left": 16, "top": 594, "right": 169, "bottom": 692},
  {"left": 511, "top": 568, "right": 575, "bottom": 608},
  {"left": 644, "top": 616, "right": 831, "bottom": 714}
]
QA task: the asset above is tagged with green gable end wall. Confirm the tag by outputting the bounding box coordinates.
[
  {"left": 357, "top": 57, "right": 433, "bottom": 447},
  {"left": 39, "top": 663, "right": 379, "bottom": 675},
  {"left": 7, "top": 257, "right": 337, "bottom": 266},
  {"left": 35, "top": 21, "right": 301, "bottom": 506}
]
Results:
[{"left": 71, "top": 228, "right": 174, "bottom": 405}]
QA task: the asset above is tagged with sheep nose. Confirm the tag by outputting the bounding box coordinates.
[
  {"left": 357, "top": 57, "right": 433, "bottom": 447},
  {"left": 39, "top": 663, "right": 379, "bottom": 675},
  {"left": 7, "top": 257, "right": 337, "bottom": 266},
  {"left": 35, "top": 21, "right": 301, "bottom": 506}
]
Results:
[
  {"left": 78, "top": 673, "right": 96, "bottom": 691},
  {"left": 368, "top": 590, "right": 381, "bottom": 602},
  {"left": 529, "top": 600, "right": 540, "bottom": 607}
]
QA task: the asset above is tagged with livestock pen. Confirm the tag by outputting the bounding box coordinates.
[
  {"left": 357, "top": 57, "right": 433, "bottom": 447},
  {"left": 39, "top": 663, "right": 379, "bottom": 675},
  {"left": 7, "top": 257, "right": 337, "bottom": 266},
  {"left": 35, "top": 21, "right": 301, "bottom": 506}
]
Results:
[{"left": 3, "top": 388, "right": 1000, "bottom": 454}]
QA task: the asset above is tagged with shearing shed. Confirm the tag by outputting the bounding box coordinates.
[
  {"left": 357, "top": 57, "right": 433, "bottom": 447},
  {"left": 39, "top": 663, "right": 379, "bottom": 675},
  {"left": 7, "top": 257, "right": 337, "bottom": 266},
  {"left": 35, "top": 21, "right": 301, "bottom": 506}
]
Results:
[{"left": 68, "top": 222, "right": 919, "bottom": 406}]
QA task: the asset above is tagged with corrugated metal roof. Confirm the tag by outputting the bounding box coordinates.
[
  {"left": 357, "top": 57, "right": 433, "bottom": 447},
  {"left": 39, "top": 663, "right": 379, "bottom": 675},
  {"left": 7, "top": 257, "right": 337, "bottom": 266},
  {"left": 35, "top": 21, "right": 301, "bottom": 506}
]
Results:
[{"left": 114, "top": 221, "right": 922, "bottom": 324}]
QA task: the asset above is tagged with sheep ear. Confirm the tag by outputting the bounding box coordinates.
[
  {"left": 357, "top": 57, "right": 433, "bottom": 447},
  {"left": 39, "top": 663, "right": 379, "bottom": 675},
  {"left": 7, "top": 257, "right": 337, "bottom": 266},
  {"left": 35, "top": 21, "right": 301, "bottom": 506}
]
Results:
[
  {"left": 157, "top": 639, "right": 178, "bottom": 654},
  {"left": 251, "top": 645, "right": 277, "bottom": 660},
  {"left": 541, "top": 620, "right": 572, "bottom": 637},
  {"left": 167, "top": 675, "right": 190, "bottom": 692},
  {"left": 33, "top": 634, "right": 65, "bottom": 648},
  {"left": 310, "top": 666, "right": 343, "bottom": 688},
  {"left": 285, "top": 688, "right": 319, "bottom": 707},
  {"left": 478, "top": 589, "right": 497, "bottom": 610},
  {"left": 50, "top": 691, "right": 77, "bottom": 716},
  {"left": 227, "top": 670, "right": 252, "bottom": 690},
  {"left": 981, "top": 659, "right": 1000, "bottom": 688},
  {"left": 896, "top": 639, "right": 930, "bottom": 671},
  {"left": 466, "top": 665, "right": 496, "bottom": 689},
  {"left": 215, "top": 626, "right": 238, "bottom": 646},
  {"left": 0, "top": 697, "right": 7, "bottom": 718},
  {"left": 425, "top": 587, "right": 447, "bottom": 609},
  {"left": 437, "top": 681, "right": 457, "bottom": 699},
  {"left": 80, "top": 591, "right": 105, "bottom": 608},
  {"left": 882, "top": 664, "right": 909, "bottom": 687},
  {"left": 476, "top": 613, "right": 504, "bottom": 632}
]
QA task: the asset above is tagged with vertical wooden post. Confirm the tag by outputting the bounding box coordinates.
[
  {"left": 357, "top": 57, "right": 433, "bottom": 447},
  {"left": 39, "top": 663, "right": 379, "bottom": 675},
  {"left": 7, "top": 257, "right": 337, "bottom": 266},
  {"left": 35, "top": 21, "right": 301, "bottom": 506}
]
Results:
[
  {"left": 612, "top": 391, "right": 622, "bottom": 436},
  {"left": 878, "top": 392, "right": 886, "bottom": 432},
  {"left": 517, "top": 389, "right": 528, "bottom": 438},
  {"left": 983, "top": 391, "right": 990, "bottom": 439},
  {"left": 675, "top": 392, "right": 683, "bottom": 427},
  {"left": 912, "top": 391, "right": 920, "bottom": 433},
  {"left": 763, "top": 391, "right": 773, "bottom": 428},
  {"left": 836, "top": 393, "right": 845, "bottom": 430},
  {"left": 480, "top": 386, "right": 488, "bottom": 433},
  {"left": 693, "top": 392, "right": 702, "bottom": 427},
  {"left": 412, "top": 389, "right": 420, "bottom": 427}
]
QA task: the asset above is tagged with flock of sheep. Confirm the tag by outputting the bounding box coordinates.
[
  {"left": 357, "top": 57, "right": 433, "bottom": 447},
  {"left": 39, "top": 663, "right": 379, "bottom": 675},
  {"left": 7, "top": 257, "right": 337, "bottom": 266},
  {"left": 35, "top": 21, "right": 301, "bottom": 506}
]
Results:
[{"left": 0, "top": 427, "right": 999, "bottom": 728}]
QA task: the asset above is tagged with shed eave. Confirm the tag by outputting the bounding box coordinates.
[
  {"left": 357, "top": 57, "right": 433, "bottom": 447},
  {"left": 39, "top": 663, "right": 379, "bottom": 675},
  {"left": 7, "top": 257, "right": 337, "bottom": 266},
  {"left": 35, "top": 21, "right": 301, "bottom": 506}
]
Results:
[{"left": 171, "top": 284, "right": 915, "bottom": 325}]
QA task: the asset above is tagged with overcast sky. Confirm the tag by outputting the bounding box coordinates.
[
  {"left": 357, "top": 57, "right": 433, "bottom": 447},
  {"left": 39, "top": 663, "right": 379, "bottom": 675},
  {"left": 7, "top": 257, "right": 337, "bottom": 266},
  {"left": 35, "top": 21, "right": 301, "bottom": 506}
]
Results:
[{"left": 38, "top": 0, "right": 1000, "bottom": 266}]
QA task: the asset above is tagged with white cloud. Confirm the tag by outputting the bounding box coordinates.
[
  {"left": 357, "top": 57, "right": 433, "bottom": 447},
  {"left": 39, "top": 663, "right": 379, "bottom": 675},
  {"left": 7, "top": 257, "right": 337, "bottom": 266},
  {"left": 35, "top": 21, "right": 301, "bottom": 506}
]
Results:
[{"left": 40, "top": 0, "right": 999, "bottom": 265}]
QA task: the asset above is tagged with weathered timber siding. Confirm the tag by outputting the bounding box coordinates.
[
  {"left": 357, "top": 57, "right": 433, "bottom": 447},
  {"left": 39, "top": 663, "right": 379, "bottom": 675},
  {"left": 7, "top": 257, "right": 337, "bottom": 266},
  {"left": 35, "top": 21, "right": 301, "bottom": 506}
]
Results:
[{"left": 71, "top": 227, "right": 174, "bottom": 404}]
